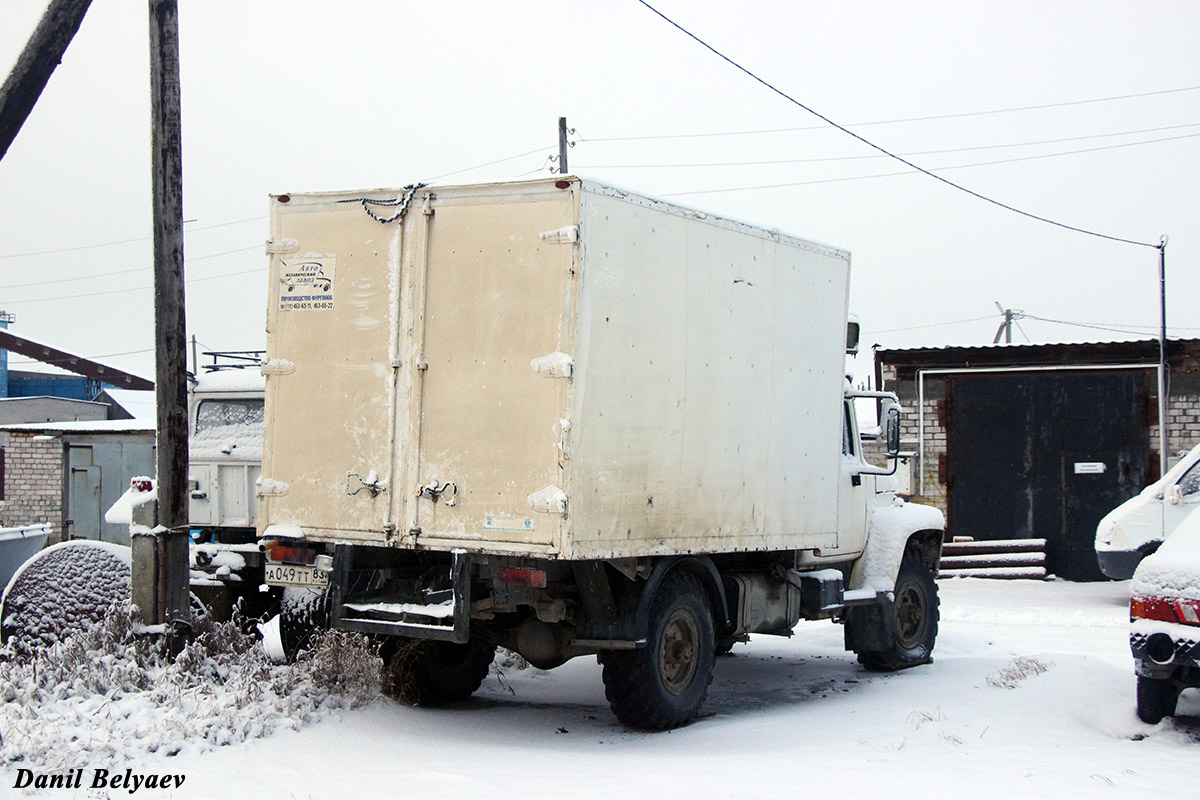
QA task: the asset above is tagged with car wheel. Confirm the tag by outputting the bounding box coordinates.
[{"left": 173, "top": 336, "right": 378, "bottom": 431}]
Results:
[
  {"left": 601, "top": 571, "right": 715, "bottom": 730},
  {"left": 855, "top": 549, "right": 939, "bottom": 672},
  {"left": 1136, "top": 675, "right": 1180, "bottom": 724}
]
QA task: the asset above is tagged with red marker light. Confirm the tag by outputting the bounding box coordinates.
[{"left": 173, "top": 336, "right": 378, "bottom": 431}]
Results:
[{"left": 497, "top": 566, "right": 547, "bottom": 588}]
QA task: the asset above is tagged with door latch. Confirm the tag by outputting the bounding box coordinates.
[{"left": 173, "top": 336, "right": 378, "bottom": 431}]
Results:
[{"left": 418, "top": 479, "right": 458, "bottom": 507}]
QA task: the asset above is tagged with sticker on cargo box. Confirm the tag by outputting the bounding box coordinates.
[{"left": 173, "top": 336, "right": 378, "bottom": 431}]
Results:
[
  {"left": 484, "top": 514, "right": 535, "bottom": 533},
  {"left": 279, "top": 257, "right": 336, "bottom": 311}
]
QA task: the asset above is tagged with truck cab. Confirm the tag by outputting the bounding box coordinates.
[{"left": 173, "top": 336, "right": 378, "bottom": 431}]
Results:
[{"left": 188, "top": 356, "right": 265, "bottom": 544}]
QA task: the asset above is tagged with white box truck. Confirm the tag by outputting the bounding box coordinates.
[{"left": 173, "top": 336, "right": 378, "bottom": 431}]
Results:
[{"left": 257, "top": 176, "right": 945, "bottom": 729}]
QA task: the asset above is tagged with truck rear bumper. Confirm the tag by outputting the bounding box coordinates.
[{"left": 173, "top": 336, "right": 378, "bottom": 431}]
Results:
[{"left": 329, "top": 544, "right": 470, "bottom": 643}]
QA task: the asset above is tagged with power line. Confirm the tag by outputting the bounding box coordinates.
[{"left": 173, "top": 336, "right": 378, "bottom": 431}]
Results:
[
  {"left": 637, "top": 0, "right": 1161, "bottom": 249},
  {"left": 1027, "top": 315, "right": 1200, "bottom": 332},
  {"left": 665, "top": 132, "right": 1200, "bottom": 196},
  {"left": 422, "top": 144, "right": 556, "bottom": 183},
  {"left": 868, "top": 315, "right": 997, "bottom": 334},
  {"left": 0, "top": 215, "right": 265, "bottom": 260},
  {"left": 578, "top": 122, "right": 1200, "bottom": 169},
  {"left": 0, "top": 148, "right": 556, "bottom": 264},
  {"left": 582, "top": 86, "right": 1200, "bottom": 142},
  {"left": 0, "top": 245, "right": 262, "bottom": 291},
  {"left": 7, "top": 346, "right": 155, "bottom": 367},
  {"left": 3, "top": 265, "right": 265, "bottom": 305},
  {"left": 1023, "top": 314, "right": 1195, "bottom": 338}
]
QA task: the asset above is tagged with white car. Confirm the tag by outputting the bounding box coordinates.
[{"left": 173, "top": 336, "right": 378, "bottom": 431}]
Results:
[
  {"left": 1095, "top": 442, "right": 1200, "bottom": 579},
  {"left": 1129, "top": 507, "right": 1200, "bottom": 723}
]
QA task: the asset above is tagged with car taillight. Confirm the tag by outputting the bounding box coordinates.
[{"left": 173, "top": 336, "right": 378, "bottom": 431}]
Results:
[
  {"left": 1131, "top": 595, "right": 1178, "bottom": 623},
  {"left": 1174, "top": 599, "right": 1200, "bottom": 625}
]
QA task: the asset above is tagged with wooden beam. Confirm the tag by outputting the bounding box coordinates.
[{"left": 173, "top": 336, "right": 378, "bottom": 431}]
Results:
[{"left": 0, "top": 0, "right": 94, "bottom": 162}]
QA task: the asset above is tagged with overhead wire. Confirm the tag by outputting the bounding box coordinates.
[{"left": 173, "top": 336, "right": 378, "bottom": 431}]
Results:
[
  {"left": 636, "top": 0, "right": 1162, "bottom": 249},
  {"left": 421, "top": 144, "right": 557, "bottom": 183},
  {"left": 867, "top": 315, "right": 997, "bottom": 334},
  {"left": 664, "top": 132, "right": 1200, "bottom": 196},
  {"left": 581, "top": 85, "right": 1200, "bottom": 142},
  {"left": 0, "top": 215, "right": 266, "bottom": 260},
  {"left": 7, "top": 346, "right": 155, "bottom": 367},
  {"left": 1023, "top": 314, "right": 1185, "bottom": 338},
  {"left": 577, "top": 123, "right": 1200, "bottom": 169},
  {"left": 3, "top": 265, "right": 265, "bottom": 305}
]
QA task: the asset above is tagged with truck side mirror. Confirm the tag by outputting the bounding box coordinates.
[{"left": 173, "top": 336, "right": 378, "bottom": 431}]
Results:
[
  {"left": 883, "top": 400, "right": 901, "bottom": 457},
  {"left": 1166, "top": 484, "right": 1184, "bottom": 506}
]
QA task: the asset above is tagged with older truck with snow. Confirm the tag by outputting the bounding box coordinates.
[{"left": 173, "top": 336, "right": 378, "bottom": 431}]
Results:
[{"left": 256, "top": 176, "right": 944, "bottom": 729}]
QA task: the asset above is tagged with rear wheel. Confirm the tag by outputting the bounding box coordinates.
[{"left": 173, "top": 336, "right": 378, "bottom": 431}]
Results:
[
  {"left": 855, "top": 549, "right": 938, "bottom": 672},
  {"left": 1136, "top": 675, "right": 1180, "bottom": 724},
  {"left": 601, "top": 571, "right": 715, "bottom": 730},
  {"left": 381, "top": 638, "right": 496, "bottom": 706}
]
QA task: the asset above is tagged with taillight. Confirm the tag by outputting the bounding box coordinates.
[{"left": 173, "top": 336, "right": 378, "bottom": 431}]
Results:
[
  {"left": 1174, "top": 599, "right": 1200, "bottom": 625},
  {"left": 1131, "top": 595, "right": 1178, "bottom": 623},
  {"left": 264, "top": 545, "right": 317, "bottom": 566},
  {"left": 497, "top": 566, "right": 547, "bottom": 588}
]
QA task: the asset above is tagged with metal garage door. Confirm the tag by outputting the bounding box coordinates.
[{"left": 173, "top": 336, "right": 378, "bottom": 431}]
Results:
[{"left": 946, "top": 369, "right": 1151, "bottom": 581}]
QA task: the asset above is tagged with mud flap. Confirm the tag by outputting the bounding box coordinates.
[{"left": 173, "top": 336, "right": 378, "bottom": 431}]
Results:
[{"left": 843, "top": 596, "right": 897, "bottom": 653}]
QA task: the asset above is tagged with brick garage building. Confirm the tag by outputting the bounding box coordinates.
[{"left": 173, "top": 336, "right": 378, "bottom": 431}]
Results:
[
  {"left": 0, "top": 421, "right": 155, "bottom": 545},
  {"left": 875, "top": 339, "right": 1200, "bottom": 580}
]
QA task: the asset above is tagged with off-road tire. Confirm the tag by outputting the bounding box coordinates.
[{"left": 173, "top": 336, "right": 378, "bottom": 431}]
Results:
[
  {"left": 601, "top": 571, "right": 716, "bottom": 730},
  {"left": 381, "top": 638, "right": 496, "bottom": 706},
  {"left": 856, "top": 549, "right": 939, "bottom": 672},
  {"left": 1136, "top": 675, "right": 1180, "bottom": 724},
  {"left": 279, "top": 586, "right": 330, "bottom": 662}
]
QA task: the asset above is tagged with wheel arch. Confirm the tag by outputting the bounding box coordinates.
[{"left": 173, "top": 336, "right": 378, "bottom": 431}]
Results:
[
  {"left": 852, "top": 501, "right": 946, "bottom": 594},
  {"left": 631, "top": 555, "right": 731, "bottom": 644}
]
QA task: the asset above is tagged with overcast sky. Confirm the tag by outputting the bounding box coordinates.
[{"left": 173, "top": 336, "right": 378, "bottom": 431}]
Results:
[{"left": 1, "top": 0, "right": 1197, "bottom": 405}]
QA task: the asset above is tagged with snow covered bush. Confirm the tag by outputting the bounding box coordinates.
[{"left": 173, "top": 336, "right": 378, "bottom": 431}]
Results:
[
  {"left": 0, "top": 605, "right": 381, "bottom": 768},
  {"left": 0, "top": 541, "right": 132, "bottom": 656}
]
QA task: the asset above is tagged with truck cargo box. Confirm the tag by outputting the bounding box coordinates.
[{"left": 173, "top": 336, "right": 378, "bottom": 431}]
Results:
[{"left": 259, "top": 177, "right": 851, "bottom": 561}]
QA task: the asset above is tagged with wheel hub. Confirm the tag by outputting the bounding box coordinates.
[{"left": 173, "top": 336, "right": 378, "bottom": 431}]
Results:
[
  {"left": 660, "top": 608, "right": 700, "bottom": 696},
  {"left": 895, "top": 584, "right": 925, "bottom": 647}
]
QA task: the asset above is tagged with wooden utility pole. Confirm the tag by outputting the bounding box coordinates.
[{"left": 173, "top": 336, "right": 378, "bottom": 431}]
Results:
[
  {"left": 558, "top": 116, "right": 569, "bottom": 174},
  {"left": 147, "top": 0, "right": 190, "bottom": 643},
  {"left": 0, "top": 0, "right": 93, "bottom": 162},
  {"left": 1158, "top": 236, "right": 1169, "bottom": 476}
]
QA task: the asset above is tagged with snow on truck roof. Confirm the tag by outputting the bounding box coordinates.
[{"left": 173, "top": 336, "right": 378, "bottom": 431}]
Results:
[{"left": 191, "top": 369, "right": 265, "bottom": 394}]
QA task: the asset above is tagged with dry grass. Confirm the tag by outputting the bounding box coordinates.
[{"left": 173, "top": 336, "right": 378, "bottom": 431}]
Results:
[{"left": 986, "top": 656, "right": 1051, "bottom": 689}]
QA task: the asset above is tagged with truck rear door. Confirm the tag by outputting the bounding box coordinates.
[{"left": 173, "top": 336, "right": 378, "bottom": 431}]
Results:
[
  {"left": 405, "top": 186, "right": 577, "bottom": 553},
  {"left": 261, "top": 197, "right": 404, "bottom": 540}
]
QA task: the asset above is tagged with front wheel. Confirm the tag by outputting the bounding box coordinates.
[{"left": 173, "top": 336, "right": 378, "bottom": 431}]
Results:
[
  {"left": 1136, "top": 675, "right": 1180, "bottom": 724},
  {"left": 853, "top": 549, "right": 939, "bottom": 672},
  {"left": 601, "top": 571, "right": 715, "bottom": 730}
]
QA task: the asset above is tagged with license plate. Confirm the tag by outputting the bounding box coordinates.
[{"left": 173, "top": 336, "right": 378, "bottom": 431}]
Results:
[{"left": 265, "top": 563, "right": 329, "bottom": 588}]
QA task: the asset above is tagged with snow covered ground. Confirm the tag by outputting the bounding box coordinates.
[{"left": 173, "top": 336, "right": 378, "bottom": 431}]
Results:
[{"left": 4, "top": 577, "right": 1197, "bottom": 799}]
